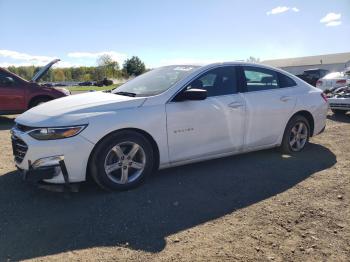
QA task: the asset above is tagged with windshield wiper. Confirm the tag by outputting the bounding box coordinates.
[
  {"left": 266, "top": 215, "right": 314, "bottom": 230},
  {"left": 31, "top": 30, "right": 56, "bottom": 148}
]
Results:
[{"left": 114, "top": 91, "right": 137, "bottom": 97}]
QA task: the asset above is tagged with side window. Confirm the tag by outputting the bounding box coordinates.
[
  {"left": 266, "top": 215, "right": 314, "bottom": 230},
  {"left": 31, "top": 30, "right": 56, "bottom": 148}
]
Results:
[
  {"left": 187, "top": 66, "right": 237, "bottom": 97},
  {"left": 278, "top": 72, "right": 297, "bottom": 88},
  {"left": 0, "top": 73, "right": 15, "bottom": 87},
  {"left": 243, "top": 66, "right": 279, "bottom": 92}
]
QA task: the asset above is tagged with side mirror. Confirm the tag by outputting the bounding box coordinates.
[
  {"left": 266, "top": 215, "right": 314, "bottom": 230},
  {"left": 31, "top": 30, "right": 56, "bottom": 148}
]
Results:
[{"left": 175, "top": 88, "right": 207, "bottom": 101}]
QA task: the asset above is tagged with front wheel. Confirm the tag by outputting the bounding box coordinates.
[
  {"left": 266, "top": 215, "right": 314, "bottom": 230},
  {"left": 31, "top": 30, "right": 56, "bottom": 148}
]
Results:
[
  {"left": 280, "top": 115, "right": 310, "bottom": 154},
  {"left": 89, "top": 131, "right": 154, "bottom": 191}
]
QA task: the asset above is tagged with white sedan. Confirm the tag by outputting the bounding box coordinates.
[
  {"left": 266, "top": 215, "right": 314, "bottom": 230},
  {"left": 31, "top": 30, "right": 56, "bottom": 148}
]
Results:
[
  {"left": 11, "top": 63, "right": 328, "bottom": 191},
  {"left": 316, "top": 71, "right": 350, "bottom": 91}
]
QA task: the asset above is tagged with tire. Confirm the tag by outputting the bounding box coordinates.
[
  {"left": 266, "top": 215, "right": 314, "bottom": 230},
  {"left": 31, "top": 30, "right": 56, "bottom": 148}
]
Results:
[
  {"left": 280, "top": 115, "right": 310, "bottom": 154},
  {"left": 30, "top": 97, "right": 51, "bottom": 108},
  {"left": 331, "top": 109, "right": 347, "bottom": 115},
  {"left": 89, "top": 130, "right": 154, "bottom": 191}
]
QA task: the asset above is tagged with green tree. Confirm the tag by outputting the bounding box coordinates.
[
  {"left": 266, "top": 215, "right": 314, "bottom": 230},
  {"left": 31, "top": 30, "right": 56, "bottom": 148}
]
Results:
[
  {"left": 53, "top": 69, "right": 65, "bottom": 82},
  {"left": 123, "top": 56, "right": 146, "bottom": 77},
  {"left": 97, "top": 54, "right": 120, "bottom": 79}
]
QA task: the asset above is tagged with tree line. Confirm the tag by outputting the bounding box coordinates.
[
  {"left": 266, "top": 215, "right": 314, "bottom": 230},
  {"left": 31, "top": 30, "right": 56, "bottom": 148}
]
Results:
[{"left": 6, "top": 55, "right": 146, "bottom": 82}]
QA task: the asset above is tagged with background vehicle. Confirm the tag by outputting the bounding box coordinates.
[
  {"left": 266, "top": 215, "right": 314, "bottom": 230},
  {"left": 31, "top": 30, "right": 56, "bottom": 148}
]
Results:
[
  {"left": 0, "top": 59, "right": 70, "bottom": 115},
  {"left": 316, "top": 71, "right": 350, "bottom": 91},
  {"left": 12, "top": 63, "right": 328, "bottom": 191},
  {"left": 296, "top": 68, "right": 329, "bottom": 86},
  {"left": 328, "top": 86, "right": 350, "bottom": 115}
]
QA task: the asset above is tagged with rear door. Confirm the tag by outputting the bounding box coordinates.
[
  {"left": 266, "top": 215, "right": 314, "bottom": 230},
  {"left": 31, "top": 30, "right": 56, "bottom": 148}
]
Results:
[
  {"left": 239, "top": 66, "right": 297, "bottom": 149},
  {"left": 0, "top": 72, "right": 25, "bottom": 111}
]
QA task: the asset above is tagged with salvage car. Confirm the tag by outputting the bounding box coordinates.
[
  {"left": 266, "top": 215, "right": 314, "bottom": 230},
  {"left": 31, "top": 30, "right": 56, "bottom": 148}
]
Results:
[
  {"left": 316, "top": 71, "right": 350, "bottom": 92},
  {"left": 296, "top": 68, "right": 329, "bottom": 86},
  {"left": 328, "top": 86, "right": 350, "bottom": 115},
  {"left": 0, "top": 59, "right": 70, "bottom": 115},
  {"left": 11, "top": 63, "right": 328, "bottom": 191}
]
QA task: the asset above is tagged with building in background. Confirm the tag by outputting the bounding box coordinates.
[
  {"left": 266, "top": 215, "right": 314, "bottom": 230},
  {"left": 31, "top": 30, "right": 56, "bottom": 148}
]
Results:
[{"left": 262, "top": 52, "right": 350, "bottom": 75}]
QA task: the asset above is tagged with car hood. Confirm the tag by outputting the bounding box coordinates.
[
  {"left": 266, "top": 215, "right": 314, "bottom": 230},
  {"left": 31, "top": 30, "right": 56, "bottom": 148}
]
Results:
[
  {"left": 16, "top": 91, "right": 146, "bottom": 127},
  {"left": 31, "top": 59, "right": 60, "bottom": 82}
]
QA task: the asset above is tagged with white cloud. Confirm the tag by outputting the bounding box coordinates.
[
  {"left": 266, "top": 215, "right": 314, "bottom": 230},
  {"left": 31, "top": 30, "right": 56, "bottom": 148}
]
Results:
[
  {"left": 266, "top": 6, "right": 299, "bottom": 15},
  {"left": 325, "top": 20, "right": 342, "bottom": 27},
  {"left": 320, "top": 12, "right": 341, "bottom": 23},
  {"left": 320, "top": 12, "right": 342, "bottom": 27},
  {"left": 0, "top": 60, "right": 83, "bottom": 68},
  {"left": 0, "top": 49, "right": 128, "bottom": 68},
  {"left": 0, "top": 49, "right": 56, "bottom": 63},
  {"left": 67, "top": 51, "right": 127, "bottom": 62},
  {"left": 0, "top": 62, "right": 33, "bottom": 67}
]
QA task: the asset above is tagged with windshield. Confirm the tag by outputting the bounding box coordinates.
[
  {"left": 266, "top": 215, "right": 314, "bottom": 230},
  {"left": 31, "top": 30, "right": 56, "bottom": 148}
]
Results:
[{"left": 112, "top": 65, "right": 199, "bottom": 96}]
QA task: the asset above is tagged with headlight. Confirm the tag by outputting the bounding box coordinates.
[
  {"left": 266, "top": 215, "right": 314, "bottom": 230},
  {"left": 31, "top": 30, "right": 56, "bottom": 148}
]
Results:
[
  {"left": 28, "top": 125, "right": 87, "bottom": 140},
  {"left": 55, "top": 87, "right": 71, "bottom": 95}
]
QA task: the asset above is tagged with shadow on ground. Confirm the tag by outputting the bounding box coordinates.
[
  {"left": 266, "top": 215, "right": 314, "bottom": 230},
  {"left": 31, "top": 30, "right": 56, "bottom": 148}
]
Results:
[
  {"left": 0, "top": 116, "right": 15, "bottom": 131},
  {"left": 0, "top": 143, "right": 336, "bottom": 260},
  {"left": 327, "top": 112, "right": 350, "bottom": 123}
]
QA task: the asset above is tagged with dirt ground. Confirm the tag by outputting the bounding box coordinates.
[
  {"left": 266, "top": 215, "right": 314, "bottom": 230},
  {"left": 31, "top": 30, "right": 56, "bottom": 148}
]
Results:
[{"left": 0, "top": 113, "right": 349, "bottom": 262}]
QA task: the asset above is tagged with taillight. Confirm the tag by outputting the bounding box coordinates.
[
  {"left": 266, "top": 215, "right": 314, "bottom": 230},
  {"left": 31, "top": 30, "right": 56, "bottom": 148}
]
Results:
[
  {"left": 336, "top": 79, "right": 346, "bottom": 85},
  {"left": 321, "top": 93, "right": 328, "bottom": 102},
  {"left": 316, "top": 80, "right": 323, "bottom": 86}
]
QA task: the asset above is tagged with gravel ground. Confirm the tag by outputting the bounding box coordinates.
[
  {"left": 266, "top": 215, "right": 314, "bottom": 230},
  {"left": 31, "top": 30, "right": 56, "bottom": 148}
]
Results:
[{"left": 0, "top": 113, "right": 349, "bottom": 262}]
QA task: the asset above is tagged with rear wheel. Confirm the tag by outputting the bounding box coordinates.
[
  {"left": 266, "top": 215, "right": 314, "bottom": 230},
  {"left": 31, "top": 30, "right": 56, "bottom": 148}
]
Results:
[
  {"left": 89, "top": 131, "right": 154, "bottom": 191},
  {"left": 280, "top": 115, "right": 310, "bottom": 154},
  {"left": 331, "top": 109, "right": 347, "bottom": 115}
]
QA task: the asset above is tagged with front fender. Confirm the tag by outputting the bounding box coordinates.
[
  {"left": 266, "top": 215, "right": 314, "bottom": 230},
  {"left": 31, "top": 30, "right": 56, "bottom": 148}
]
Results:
[{"left": 80, "top": 105, "right": 169, "bottom": 167}]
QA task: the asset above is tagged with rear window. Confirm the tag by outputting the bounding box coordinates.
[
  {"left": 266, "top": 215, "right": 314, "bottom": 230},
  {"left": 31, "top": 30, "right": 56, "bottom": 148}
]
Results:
[
  {"left": 278, "top": 72, "right": 297, "bottom": 88},
  {"left": 242, "top": 66, "right": 278, "bottom": 92}
]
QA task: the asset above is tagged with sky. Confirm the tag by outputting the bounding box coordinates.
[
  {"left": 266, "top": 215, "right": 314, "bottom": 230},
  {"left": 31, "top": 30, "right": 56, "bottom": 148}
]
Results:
[{"left": 0, "top": 0, "right": 349, "bottom": 68}]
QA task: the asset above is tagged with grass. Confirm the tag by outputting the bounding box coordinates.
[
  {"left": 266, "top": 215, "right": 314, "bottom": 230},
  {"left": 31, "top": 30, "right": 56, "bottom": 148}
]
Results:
[{"left": 66, "top": 84, "right": 120, "bottom": 92}]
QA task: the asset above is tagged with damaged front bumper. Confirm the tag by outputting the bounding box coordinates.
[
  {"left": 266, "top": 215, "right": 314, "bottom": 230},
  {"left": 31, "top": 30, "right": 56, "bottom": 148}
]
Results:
[
  {"left": 17, "top": 156, "right": 79, "bottom": 192},
  {"left": 20, "top": 155, "right": 64, "bottom": 182},
  {"left": 11, "top": 125, "right": 94, "bottom": 190}
]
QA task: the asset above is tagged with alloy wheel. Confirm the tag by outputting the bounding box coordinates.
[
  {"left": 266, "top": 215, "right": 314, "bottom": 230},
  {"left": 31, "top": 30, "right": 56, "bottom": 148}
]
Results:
[
  {"left": 104, "top": 141, "right": 146, "bottom": 184},
  {"left": 289, "top": 122, "right": 308, "bottom": 151}
]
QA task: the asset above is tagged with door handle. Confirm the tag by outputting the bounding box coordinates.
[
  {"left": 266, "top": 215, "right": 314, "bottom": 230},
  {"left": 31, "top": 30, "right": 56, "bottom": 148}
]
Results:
[
  {"left": 280, "top": 96, "right": 292, "bottom": 102},
  {"left": 228, "top": 102, "right": 244, "bottom": 108}
]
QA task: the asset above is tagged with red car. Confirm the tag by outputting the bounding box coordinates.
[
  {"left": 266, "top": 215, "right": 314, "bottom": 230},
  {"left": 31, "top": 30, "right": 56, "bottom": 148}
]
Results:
[{"left": 0, "top": 59, "right": 70, "bottom": 115}]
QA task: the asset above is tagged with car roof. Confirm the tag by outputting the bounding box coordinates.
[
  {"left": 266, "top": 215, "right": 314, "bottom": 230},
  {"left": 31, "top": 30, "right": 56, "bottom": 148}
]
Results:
[{"left": 197, "top": 61, "right": 293, "bottom": 74}]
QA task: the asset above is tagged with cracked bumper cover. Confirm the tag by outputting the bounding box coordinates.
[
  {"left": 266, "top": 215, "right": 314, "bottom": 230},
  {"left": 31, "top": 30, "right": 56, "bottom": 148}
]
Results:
[{"left": 17, "top": 157, "right": 69, "bottom": 184}]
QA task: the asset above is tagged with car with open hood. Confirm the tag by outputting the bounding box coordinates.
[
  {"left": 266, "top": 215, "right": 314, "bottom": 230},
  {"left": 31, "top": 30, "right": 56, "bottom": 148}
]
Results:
[
  {"left": 11, "top": 62, "right": 328, "bottom": 191},
  {"left": 0, "top": 59, "right": 70, "bottom": 115}
]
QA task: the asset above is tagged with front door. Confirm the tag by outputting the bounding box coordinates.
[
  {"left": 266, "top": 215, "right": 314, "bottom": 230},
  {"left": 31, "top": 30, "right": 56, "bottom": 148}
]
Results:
[
  {"left": 166, "top": 66, "right": 245, "bottom": 163},
  {"left": 0, "top": 73, "right": 25, "bottom": 111}
]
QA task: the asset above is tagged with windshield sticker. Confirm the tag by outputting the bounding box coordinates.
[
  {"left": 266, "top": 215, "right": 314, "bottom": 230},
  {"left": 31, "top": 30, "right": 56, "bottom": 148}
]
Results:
[{"left": 174, "top": 66, "right": 193, "bottom": 71}]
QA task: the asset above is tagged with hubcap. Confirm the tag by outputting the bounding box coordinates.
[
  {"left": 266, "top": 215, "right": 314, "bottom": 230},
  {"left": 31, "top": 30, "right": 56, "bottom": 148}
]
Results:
[
  {"left": 289, "top": 122, "right": 308, "bottom": 151},
  {"left": 104, "top": 141, "right": 146, "bottom": 184}
]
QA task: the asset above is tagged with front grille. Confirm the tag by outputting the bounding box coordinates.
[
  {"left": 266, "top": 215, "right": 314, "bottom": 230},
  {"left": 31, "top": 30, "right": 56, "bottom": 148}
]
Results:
[
  {"left": 330, "top": 103, "right": 350, "bottom": 108},
  {"left": 11, "top": 135, "right": 28, "bottom": 163}
]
